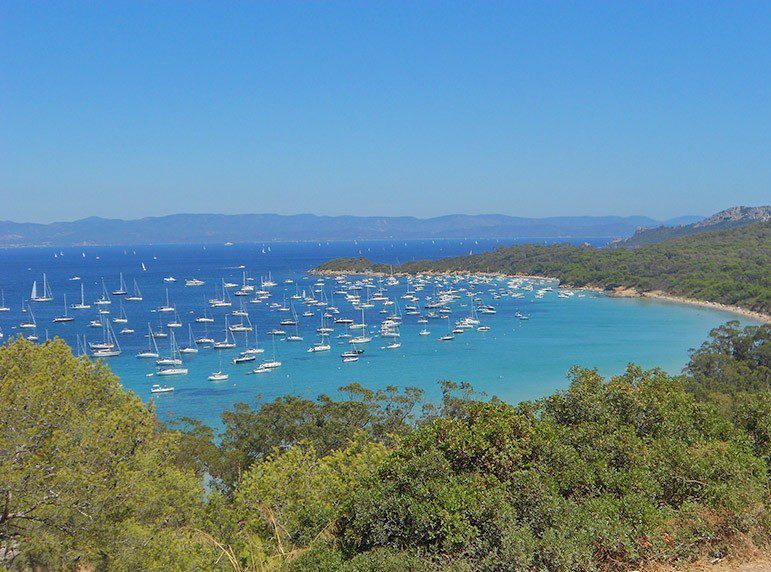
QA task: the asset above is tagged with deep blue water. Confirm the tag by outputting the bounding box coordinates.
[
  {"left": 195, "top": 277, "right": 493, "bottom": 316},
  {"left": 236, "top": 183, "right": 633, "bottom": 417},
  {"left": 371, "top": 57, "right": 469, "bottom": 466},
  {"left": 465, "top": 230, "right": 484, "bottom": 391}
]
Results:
[{"left": 0, "top": 238, "right": 756, "bottom": 430}]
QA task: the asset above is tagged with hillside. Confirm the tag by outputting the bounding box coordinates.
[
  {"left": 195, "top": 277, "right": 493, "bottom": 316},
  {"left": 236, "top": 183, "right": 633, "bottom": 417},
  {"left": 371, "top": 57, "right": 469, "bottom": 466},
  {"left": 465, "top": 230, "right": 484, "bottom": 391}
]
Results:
[
  {"left": 4, "top": 323, "right": 771, "bottom": 570},
  {"left": 314, "top": 221, "right": 771, "bottom": 315},
  {"left": 612, "top": 205, "right": 771, "bottom": 248},
  {"left": 0, "top": 212, "right": 691, "bottom": 247}
]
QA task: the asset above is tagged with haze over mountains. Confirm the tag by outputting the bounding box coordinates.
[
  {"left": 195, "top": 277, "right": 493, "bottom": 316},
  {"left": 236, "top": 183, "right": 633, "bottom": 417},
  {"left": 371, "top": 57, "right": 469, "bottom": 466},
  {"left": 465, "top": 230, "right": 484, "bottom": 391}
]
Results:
[
  {"left": 0, "top": 213, "right": 704, "bottom": 247},
  {"left": 612, "top": 206, "right": 771, "bottom": 248}
]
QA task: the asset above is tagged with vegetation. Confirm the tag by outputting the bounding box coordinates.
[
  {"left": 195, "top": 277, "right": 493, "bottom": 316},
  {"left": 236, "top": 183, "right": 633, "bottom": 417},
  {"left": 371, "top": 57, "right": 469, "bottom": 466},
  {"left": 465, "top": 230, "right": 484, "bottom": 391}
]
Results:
[
  {"left": 2, "top": 323, "right": 771, "bottom": 570},
  {"left": 315, "top": 221, "right": 771, "bottom": 314}
]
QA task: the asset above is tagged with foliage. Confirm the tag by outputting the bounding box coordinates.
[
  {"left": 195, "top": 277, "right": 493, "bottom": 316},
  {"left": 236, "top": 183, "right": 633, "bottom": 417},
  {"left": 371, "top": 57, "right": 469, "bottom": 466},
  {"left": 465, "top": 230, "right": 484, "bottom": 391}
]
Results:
[
  {"left": 3, "top": 324, "right": 771, "bottom": 570},
  {"left": 0, "top": 338, "right": 215, "bottom": 571},
  {"left": 338, "top": 365, "right": 767, "bottom": 570}
]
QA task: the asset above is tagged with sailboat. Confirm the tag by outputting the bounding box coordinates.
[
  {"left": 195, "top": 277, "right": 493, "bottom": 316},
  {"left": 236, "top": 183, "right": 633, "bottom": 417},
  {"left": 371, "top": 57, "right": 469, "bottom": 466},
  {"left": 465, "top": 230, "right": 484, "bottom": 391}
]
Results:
[
  {"left": 208, "top": 354, "right": 229, "bottom": 381},
  {"left": 91, "top": 317, "right": 122, "bottom": 357},
  {"left": 112, "top": 301, "right": 128, "bottom": 324},
  {"left": 71, "top": 283, "right": 91, "bottom": 309},
  {"left": 95, "top": 278, "right": 111, "bottom": 306},
  {"left": 213, "top": 316, "right": 237, "bottom": 349},
  {"left": 195, "top": 308, "right": 215, "bottom": 323},
  {"left": 31, "top": 273, "right": 54, "bottom": 302},
  {"left": 179, "top": 324, "right": 199, "bottom": 354},
  {"left": 19, "top": 304, "right": 37, "bottom": 329},
  {"left": 195, "top": 323, "right": 215, "bottom": 346},
  {"left": 167, "top": 308, "right": 183, "bottom": 328},
  {"left": 0, "top": 289, "right": 10, "bottom": 312},
  {"left": 242, "top": 329, "right": 265, "bottom": 355},
  {"left": 285, "top": 309, "right": 303, "bottom": 342},
  {"left": 158, "top": 288, "right": 174, "bottom": 312},
  {"left": 256, "top": 336, "right": 281, "bottom": 370},
  {"left": 350, "top": 307, "right": 372, "bottom": 344},
  {"left": 151, "top": 384, "right": 174, "bottom": 393},
  {"left": 438, "top": 318, "right": 455, "bottom": 341},
  {"left": 307, "top": 333, "right": 331, "bottom": 353},
  {"left": 125, "top": 279, "right": 143, "bottom": 301},
  {"left": 53, "top": 294, "right": 74, "bottom": 323},
  {"left": 156, "top": 331, "right": 187, "bottom": 374},
  {"left": 112, "top": 273, "right": 128, "bottom": 296},
  {"left": 136, "top": 324, "right": 160, "bottom": 358}
]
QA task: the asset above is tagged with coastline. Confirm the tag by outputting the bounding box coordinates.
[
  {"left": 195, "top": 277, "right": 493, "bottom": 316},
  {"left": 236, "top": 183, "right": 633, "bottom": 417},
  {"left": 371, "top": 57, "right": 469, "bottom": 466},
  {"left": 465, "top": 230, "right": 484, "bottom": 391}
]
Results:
[{"left": 310, "top": 268, "right": 771, "bottom": 324}]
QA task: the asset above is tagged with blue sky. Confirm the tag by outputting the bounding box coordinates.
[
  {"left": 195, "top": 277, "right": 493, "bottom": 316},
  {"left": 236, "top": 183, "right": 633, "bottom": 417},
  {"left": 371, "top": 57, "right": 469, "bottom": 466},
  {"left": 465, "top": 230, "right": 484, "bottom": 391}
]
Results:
[{"left": 1, "top": 2, "right": 769, "bottom": 223}]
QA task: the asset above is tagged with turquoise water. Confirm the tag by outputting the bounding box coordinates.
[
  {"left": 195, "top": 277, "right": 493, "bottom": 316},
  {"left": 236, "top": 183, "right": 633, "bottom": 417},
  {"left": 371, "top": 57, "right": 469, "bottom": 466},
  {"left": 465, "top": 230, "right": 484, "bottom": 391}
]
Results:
[{"left": 0, "top": 240, "right": 756, "bottom": 429}]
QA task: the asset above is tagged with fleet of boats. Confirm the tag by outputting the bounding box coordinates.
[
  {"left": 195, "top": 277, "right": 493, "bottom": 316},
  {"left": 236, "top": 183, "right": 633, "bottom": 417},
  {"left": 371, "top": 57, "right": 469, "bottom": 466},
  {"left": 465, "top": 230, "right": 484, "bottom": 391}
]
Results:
[{"left": 0, "top": 266, "right": 582, "bottom": 396}]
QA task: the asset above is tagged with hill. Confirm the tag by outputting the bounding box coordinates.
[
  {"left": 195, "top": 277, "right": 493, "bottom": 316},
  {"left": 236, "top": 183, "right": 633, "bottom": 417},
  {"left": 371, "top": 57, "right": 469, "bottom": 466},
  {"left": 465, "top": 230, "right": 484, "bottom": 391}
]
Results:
[
  {"left": 611, "top": 205, "right": 771, "bottom": 248},
  {"left": 314, "top": 221, "right": 771, "bottom": 315},
  {"left": 0, "top": 212, "right": 683, "bottom": 247}
]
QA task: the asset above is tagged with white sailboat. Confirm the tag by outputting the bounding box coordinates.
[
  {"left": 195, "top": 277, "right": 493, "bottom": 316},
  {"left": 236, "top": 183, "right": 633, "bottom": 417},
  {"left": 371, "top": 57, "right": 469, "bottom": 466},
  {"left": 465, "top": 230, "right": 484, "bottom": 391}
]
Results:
[
  {"left": 112, "top": 301, "right": 128, "bottom": 324},
  {"left": 112, "top": 273, "right": 128, "bottom": 296},
  {"left": 53, "top": 294, "right": 74, "bottom": 323},
  {"left": 151, "top": 384, "right": 174, "bottom": 393},
  {"left": 179, "top": 324, "right": 199, "bottom": 353},
  {"left": 31, "top": 274, "right": 54, "bottom": 302},
  {"left": 71, "top": 283, "right": 91, "bottom": 309},
  {"left": 158, "top": 288, "right": 174, "bottom": 312},
  {"left": 213, "top": 316, "right": 237, "bottom": 349},
  {"left": 125, "top": 279, "right": 143, "bottom": 301},
  {"left": 19, "top": 304, "right": 37, "bottom": 329},
  {"left": 91, "top": 317, "right": 122, "bottom": 357},
  {"left": 0, "top": 289, "right": 10, "bottom": 312},
  {"left": 157, "top": 330, "right": 187, "bottom": 375},
  {"left": 137, "top": 324, "right": 160, "bottom": 358},
  {"left": 208, "top": 353, "right": 229, "bottom": 380},
  {"left": 257, "top": 336, "right": 281, "bottom": 369},
  {"left": 95, "top": 278, "right": 111, "bottom": 306}
]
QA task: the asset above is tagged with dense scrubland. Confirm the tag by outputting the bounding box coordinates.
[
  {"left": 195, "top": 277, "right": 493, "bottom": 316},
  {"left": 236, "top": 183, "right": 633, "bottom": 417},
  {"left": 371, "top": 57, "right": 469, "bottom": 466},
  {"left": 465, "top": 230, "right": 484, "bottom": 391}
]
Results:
[
  {"left": 314, "top": 221, "right": 771, "bottom": 315},
  {"left": 2, "top": 320, "right": 771, "bottom": 570}
]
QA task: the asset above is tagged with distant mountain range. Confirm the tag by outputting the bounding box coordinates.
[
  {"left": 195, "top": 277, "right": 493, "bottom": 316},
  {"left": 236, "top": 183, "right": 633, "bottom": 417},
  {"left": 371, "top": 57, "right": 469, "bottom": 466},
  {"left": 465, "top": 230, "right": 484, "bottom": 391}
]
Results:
[
  {"left": 0, "top": 213, "right": 704, "bottom": 247},
  {"left": 611, "top": 206, "right": 771, "bottom": 248}
]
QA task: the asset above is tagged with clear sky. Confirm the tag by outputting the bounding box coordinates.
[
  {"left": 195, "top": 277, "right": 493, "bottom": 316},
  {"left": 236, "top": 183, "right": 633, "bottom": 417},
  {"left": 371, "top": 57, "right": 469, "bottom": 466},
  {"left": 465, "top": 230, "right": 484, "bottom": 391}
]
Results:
[{"left": 1, "top": 2, "right": 769, "bottom": 223}]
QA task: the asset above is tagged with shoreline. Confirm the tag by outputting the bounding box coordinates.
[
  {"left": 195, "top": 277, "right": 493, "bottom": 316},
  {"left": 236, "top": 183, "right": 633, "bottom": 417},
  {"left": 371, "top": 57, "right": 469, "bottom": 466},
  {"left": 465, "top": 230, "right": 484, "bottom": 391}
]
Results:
[{"left": 311, "top": 268, "right": 770, "bottom": 324}]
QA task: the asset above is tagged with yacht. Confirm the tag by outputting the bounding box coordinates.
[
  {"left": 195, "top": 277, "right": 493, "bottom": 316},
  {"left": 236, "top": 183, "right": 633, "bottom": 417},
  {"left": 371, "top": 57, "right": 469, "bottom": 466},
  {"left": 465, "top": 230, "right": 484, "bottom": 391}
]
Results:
[
  {"left": 136, "top": 325, "right": 160, "bottom": 358},
  {"left": 91, "top": 318, "right": 122, "bottom": 357},
  {"left": 195, "top": 310, "right": 215, "bottom": 323},
  {"left": 30, "top": 273, "right": 54, "bottom": 302},
  {"left": 258, "top": 337, "right": 281, "bottom": 368},
  {"left": 185, "top": 278, "right": 205, "bottom": 287},
  {"left": 208, "top": 371, "right": 229, "bottom": 381},
  {"left": 150, "top": 384, "right": 174, "bottom": 393},
  {"left": 94, "top": 278, "right": 111, "bottom": 306},
  {"left": 112, "top": 273, "right": 128, "bottom": 296},
  {"left": 53, "top": 294, "right": 74, "bottom": 323},
  {"left": 125, "top": 279, "right": 143, "bottom": 301},
  {"left": 179, "top": 324, "right": 199, "bottom": 353},
  {"left": 112, "top": 301, "right": 128, "bottom": 324},
  {"left": 167, "top": 309, "right": 183, "bottom": 328},
  {"left": 19, "top": 305, "right": 37, "bottom": 329},
  {"left": 213, "top": 317, "right": 237, "bottom": 349},
  {"left": 232, "top": 352, "right": 256, "bottom": 364},
  {"left": 71, "top": 283, "right": 91, "bottom": 309},
  {"left": 157, "top": 331, "right": 187, "bottom": 375},
  {"left": 158, "top": 289, "right": 175, "bottom": 312}
]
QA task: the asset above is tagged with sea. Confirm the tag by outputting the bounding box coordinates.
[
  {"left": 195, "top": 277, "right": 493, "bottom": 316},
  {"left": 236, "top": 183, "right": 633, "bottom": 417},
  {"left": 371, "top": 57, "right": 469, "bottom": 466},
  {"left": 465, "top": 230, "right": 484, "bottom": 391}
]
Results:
[{"left": 0, "top": 238, "right": 757, "bottom": 430}]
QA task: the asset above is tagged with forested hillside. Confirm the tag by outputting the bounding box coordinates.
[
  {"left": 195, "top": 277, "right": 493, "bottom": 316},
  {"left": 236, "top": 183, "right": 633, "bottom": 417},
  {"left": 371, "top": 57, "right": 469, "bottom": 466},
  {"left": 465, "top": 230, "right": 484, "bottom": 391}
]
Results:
[
  {"left": 2, "top": 322, "right": 771, "bottom": 570},
  {"left": 315, "top": 221, "right": 771, "bottom": 315}
]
